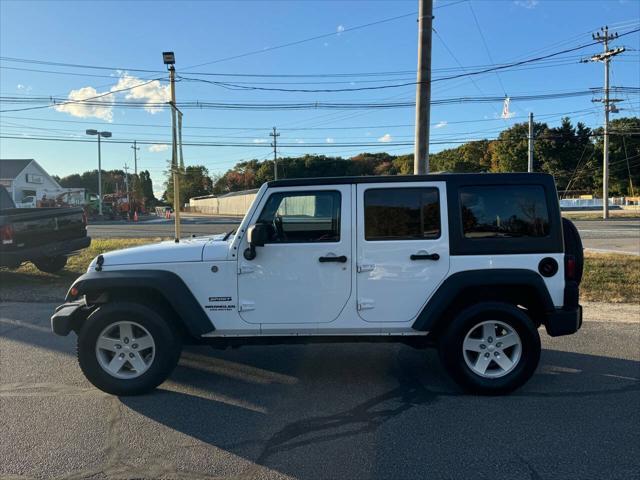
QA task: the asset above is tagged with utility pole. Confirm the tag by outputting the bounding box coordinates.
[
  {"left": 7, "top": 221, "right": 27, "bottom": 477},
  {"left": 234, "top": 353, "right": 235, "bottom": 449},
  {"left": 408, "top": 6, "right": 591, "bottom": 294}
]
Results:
[
  {"left": 414, "top": 0, "right": 433, "bottom": 175},
  {"left": 586, "top": 27, "right": 625, "bottom": 219},
  {"left": 528, "top": 112, "right": 534, "bottom": 173},
  {"left": 270, "top": 127, "right": 280, "bottom": 180},
  {"left": 163, "top": 51, "right": 181, "bottom": 241},
  {"left": 131, "top": 140, "right": 139, "bottom": 176}
]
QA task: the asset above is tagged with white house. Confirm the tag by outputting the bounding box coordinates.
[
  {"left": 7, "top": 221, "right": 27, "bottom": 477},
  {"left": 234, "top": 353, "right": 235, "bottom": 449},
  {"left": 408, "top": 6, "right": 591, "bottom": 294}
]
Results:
[{"left": 0, "top": 159, "right": 85, "bottom": 206}]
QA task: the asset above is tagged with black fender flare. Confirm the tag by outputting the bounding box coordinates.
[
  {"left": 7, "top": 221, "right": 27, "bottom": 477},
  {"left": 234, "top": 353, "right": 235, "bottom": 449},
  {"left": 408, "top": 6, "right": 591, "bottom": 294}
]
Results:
[
  {"left": 66, "top": 269, "right": 214, "bottom": 337},
  {"left": 413, "top": 269, "right": 554, "bottom": 332}
]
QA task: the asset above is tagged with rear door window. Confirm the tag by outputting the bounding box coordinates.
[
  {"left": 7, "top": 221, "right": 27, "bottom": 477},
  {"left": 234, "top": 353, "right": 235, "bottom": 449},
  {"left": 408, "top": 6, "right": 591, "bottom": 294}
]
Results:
[
  {"left": 460, "top": 185, "right": 550, "bottom": 238},
  {"left": 364, "top": 187, "right": 440, "bottom": 241}
]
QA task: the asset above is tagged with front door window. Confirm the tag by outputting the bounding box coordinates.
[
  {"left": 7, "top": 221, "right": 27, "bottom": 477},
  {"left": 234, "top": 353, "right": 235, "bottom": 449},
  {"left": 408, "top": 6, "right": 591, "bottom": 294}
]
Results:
[{"left": 256, "top": 191, "right": 341, "bottom": 243}]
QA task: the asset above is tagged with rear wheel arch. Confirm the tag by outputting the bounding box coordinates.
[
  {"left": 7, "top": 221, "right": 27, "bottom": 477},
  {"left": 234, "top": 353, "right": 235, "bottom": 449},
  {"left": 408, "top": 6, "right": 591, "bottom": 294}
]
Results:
[{"left": 414, "top": 269, "right": 554, "bottom": 337}]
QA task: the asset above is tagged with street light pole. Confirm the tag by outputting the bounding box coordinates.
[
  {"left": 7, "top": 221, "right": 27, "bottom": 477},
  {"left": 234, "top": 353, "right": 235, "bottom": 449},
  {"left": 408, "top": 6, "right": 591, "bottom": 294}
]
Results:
[
  {"left": 163, "top": 51, "right": 181, "bottom": 242},
  {"left": 97, "top": 133, "right": 102, "bottom": 216},
  {"left": 86, "top": 129, "right": 112, "bottom": 217}
]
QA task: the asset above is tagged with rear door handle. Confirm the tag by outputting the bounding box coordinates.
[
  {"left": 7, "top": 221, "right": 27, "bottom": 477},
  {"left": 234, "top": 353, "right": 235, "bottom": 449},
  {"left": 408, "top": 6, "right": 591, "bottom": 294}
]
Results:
[
  {"left": 319, "top": 255, "right": 347, "bottom": 263},
  {"left": 410, "top": 253, "right": 440, "bottom": 261}
]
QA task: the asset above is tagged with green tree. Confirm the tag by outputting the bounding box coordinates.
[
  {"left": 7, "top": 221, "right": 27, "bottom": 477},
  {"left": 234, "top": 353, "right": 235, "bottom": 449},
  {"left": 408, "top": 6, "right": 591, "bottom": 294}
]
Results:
[
  {"left": 490, "top": 122, "right": 550, "bottom": 173},
  {"left": 164, "top": 165, "right": 214, "bottom": 205},
  {"left": 591, "top": 117, "right": 640, "bottom": 196}
]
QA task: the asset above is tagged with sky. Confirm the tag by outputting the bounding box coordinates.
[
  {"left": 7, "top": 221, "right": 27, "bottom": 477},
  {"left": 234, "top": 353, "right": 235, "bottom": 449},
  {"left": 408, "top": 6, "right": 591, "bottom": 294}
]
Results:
[{"left": 1, "top": 0, "right": 639, "bottom": 196}]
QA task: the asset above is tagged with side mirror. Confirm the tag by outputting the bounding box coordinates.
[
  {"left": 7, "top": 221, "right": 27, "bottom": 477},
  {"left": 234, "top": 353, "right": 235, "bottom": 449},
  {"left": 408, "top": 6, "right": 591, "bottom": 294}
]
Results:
[
  {"left": 244, "top": 223, "right": 268, "bottom": 260},
  {"left": 248, "top": 223, "right": 267, "bottom": 247}
]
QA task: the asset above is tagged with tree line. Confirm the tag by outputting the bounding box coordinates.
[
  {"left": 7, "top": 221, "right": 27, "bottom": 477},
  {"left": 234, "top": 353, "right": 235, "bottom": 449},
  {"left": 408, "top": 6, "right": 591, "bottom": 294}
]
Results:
[
  {"left": 56, "top": 116, "right": 639, "bottom": 206},
  {"left": 211, "top": 116, "right": 639, "bottom": 198}
]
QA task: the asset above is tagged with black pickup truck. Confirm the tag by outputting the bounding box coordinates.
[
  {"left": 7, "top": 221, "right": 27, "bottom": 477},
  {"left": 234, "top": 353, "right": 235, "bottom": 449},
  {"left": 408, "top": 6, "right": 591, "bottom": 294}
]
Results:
[{"left": 0, "top": 186, "right": 91, "bottom": 273}]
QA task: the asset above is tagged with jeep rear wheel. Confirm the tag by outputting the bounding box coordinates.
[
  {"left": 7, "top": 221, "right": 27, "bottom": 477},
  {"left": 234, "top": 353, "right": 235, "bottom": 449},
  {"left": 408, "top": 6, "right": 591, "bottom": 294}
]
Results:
[
  {"left": 438, "top": 302, "right": 540, "bottom": 395},
  {"left": 77, "top": 302, "right": 181, "bottom": 396}
]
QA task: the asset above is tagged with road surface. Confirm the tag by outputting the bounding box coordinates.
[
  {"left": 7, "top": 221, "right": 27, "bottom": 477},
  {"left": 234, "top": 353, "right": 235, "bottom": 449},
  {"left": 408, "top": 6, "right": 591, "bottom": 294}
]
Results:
[
  {"left": 1, "top": 301, "right": 638, "bottom": 479},
  {"left": 88, "top": 216, "right": 640, "bottom": 255}
]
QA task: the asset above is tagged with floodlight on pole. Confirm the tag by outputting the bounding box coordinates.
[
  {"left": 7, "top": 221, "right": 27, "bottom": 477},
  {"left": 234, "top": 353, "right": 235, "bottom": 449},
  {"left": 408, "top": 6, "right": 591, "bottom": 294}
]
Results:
[
  {"left": 162, "top": 51, "right": 175, "bottom": 65},
  {"left": 85, "top": 129, "right": 112, "bottom": 216}
]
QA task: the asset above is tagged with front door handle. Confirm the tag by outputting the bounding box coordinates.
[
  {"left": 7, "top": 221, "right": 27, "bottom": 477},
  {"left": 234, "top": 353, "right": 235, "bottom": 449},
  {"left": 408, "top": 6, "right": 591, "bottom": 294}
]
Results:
[
  {"left": 410, "top": 253, "right": 440, "bottom": 261},
  {"left": 319, "top": 255, "right": 347, "bottom": 263}
]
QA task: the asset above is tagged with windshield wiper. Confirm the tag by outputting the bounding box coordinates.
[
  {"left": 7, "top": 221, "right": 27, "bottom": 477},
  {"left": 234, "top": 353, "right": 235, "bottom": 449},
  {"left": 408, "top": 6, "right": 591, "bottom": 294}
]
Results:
[{"left": 222, "top": 229, "right": 236, "bottom": 241}]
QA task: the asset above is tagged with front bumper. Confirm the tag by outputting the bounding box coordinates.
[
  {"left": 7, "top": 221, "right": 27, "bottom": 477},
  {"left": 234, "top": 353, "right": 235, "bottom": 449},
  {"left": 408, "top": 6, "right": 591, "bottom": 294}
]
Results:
[
  {"left": 1, "top": 236, "right": 91, "bottom": 266},
  {"left": 51, "top": 301, "right": 90, "bottom": 336},
  {"left": 544, "top": 306, "right": 582, "bottom": 337}
]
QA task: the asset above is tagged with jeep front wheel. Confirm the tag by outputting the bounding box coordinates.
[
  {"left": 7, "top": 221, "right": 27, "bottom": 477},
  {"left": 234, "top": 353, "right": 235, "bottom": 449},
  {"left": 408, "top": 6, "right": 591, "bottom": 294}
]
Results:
[
  {"left": 77, "top": 302, "right": 181, "bottom": 395},
  {"left": 438, "top": 302, "right": 541, "bottom": 395}
]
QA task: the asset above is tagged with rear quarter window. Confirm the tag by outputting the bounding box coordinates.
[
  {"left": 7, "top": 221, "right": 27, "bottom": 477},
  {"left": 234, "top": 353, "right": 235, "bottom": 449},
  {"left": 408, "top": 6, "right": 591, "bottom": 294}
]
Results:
[{"left": 460, "top": 185, "right": 550, "bottom": 239}]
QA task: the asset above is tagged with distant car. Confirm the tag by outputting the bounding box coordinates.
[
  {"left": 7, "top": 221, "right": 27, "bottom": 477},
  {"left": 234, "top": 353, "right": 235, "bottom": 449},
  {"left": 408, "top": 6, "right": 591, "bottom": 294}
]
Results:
[
  {"left": 52, "top": 173, "right": 583, "bottom": 396},
  {"left": 0, "top": 185, "right": 91, "bottom": 273}
]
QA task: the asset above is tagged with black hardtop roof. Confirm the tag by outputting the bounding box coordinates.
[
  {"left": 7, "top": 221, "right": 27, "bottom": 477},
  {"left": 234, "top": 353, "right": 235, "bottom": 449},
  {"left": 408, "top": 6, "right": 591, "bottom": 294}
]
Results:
[{"left": 267, "top": 172, "right": 555, "bottom": 188}]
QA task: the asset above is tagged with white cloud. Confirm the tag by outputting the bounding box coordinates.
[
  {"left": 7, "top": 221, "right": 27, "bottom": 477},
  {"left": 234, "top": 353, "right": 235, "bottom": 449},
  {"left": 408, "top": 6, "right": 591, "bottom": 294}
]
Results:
[
  {"left": 514, "top": 0, "right": 539, "bottom": 8},
  {"left": 252, "top": 138, "right": 267, "bottom": 144},
  {"left": 378, "top": 133, "right": 393, "bottom": 143},
  {"left": 53, "top": 73, "right": 170, "bottom": 121},
  {"left": 337, "top": 24, "right": 345, "bottom": 34},
  {"left": 111, "top": 73, "right": 170, "bottom": 114},
  {"left": 148, "top": 144, "right": 169, "bottom": 153},
  {"left": 16, "top": 83, "right": 32, "bottom": 92},
  {"left": 435, "top": 121, "right": 448, "bottom": 129},
  {"left": 296, "top": 139, "right": 305, "bottom": 144},
  {"left": 326, "top": 137, "right": 335, "bottom": 144},
  {"left": 53, "top": 85, "right": 115, "bottom": 121}
]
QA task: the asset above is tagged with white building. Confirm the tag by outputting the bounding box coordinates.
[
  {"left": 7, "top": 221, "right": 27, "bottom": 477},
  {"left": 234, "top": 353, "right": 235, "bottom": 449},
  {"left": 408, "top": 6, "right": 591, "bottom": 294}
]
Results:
[{"left": 0, "top": 159, "right": 85, "bottom": 206}]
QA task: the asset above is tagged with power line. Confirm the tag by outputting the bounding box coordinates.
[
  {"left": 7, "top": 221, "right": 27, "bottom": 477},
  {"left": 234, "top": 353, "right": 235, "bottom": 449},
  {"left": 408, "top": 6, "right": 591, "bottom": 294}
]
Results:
[
  {"left": 0, "top": 107, "right": 600, "bottom": 133},
  {"left": 174, "top": 35, "right": 640, "bottom": 93},
  {"left": 3, "top": 130, "right": 636, "bottom": 148},
  {"left": 4, "top": 87, "right": 636, "bottom": 112},
  {"left": 181, "top": 2, "right": 470, "bottom": 70},
  {"left": 467, "top": 0, "right": 507, "bottom": 96}
]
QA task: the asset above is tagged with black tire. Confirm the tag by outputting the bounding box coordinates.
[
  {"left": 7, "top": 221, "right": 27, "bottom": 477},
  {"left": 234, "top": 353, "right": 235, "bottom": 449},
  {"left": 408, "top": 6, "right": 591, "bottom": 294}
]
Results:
[
  {"left": 562, "top": 217, "right": 584, "bottom": 284},
  {"left": 33, "top": 255, "right": 67, "bottom": 273},
  {"left": 438, "top": 302, "right": 541, "bottom": 395},
  {"left": 77, "top": 302, "right": 182, "bottom": 396}
]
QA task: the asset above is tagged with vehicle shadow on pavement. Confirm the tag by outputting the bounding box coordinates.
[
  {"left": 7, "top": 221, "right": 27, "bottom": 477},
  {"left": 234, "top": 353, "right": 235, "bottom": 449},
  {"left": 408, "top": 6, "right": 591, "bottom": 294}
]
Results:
[{"left": 119, "top": 344, "right": 640, "bottom": 479}]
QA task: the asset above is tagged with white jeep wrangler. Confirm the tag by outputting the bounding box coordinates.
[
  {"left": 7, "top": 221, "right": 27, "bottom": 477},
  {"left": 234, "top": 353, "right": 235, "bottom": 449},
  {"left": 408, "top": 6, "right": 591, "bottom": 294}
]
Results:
[{"left": 52, "top": 173, "right": 583, "bottom": 396}]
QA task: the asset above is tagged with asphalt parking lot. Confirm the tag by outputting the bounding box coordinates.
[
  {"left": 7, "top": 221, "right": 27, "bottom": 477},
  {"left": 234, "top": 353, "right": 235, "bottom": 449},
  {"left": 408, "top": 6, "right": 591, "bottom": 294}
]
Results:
[{"left": 1, "top": 301, "right": 639, "bottom": 480}]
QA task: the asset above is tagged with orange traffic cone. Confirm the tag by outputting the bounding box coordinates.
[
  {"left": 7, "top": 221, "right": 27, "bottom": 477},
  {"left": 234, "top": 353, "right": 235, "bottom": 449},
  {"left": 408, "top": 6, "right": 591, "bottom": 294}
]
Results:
[{"left": 134, "top": 211, "right": 139, "bottom": 222}]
